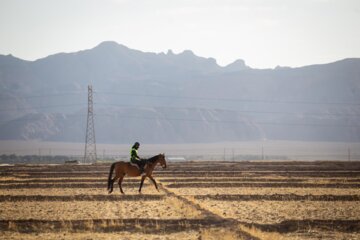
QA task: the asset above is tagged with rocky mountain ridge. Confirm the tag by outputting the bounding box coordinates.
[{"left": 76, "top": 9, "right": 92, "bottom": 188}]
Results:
[{"left": 0, "top": 42, "right": 359, "bottom": 143}]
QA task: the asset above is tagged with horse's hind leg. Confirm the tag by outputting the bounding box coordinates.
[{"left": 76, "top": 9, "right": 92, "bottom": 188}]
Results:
[
  {"left": 109, "top": 173, "right": 120, "bottom": 194},
  {"left": 108, "top": 178, "right": 114, "bottom": 194},
  {"left": 118, "top": 174, "right": 125, "bottom": 194}
]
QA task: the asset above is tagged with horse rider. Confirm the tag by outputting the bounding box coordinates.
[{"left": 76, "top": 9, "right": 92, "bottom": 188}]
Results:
[{"left": 130, "top": 142, "right": 146, "bottom": 175}]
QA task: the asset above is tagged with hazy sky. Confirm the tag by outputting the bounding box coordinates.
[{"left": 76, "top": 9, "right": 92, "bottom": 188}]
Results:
[{"left": 0, "top": 0, "right": 359, "bottom": 68}]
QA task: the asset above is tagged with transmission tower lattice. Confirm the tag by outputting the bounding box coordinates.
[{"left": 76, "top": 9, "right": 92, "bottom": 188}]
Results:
[{"left": 84, "top": 85, "right": 97, "bottom": 163}]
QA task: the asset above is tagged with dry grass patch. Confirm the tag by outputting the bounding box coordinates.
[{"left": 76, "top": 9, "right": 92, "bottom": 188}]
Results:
[
  {"left": 240, "top": 226, "right": 360, "bottom": 240},
  {"left": 164, "top": 197, "right": 203, "bottom": 218},
  {"left": 0, "top": 231, "right": 201, "bottom": 240},
  {"left": 239, "top": 225, "right": 291, "bottom": 240},
  {"left": 193, "top": 200, "right": 360, "bottom": 224},
  {"left": 0, "top": 199, "right": 203, "bottom": 220},
  {"left": 199, "top": 228, "right": 241, "bottom": 240}
]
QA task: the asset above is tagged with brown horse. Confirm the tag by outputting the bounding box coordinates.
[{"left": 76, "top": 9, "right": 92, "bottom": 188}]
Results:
[{"left": 107, "top": 153, "right": 166, "bottom": 194}]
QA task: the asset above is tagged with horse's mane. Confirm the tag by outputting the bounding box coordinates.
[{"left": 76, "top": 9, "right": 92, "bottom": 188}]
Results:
[{"left": 147, "top": 154, "right": 160, "bottom": 164}]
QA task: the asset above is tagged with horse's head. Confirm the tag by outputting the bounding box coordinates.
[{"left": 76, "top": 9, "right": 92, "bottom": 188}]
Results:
[{"left": 158, "top": 153, "right": 167, "bottom": 169}]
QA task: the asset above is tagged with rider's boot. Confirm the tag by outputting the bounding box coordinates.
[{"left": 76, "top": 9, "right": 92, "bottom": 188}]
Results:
[{"left": 140, "top": 165, "right": 146, "bottom": 176}]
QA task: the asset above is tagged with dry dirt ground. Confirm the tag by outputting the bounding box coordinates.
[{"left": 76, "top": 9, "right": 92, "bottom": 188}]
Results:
[{"left": 1, "top": 160, "right": 360, "bottom": 239}]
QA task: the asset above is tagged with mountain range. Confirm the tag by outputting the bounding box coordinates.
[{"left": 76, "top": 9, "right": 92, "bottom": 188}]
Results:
[{"left": 0, "top": 41, "right": 359, "bottom": 143}]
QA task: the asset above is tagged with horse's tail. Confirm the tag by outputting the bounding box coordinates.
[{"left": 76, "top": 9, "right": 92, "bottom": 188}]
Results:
[{"left": 107, "top": 162, "right": 116, "bottom": 190}]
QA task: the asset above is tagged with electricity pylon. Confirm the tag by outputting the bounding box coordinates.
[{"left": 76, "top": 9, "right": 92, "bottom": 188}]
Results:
[{"left": 84, "top": 85, "right": 97, "bottom": 163}]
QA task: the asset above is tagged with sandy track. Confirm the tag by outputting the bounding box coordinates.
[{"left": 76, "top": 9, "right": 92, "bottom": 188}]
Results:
[
  {"left": 0, "top": 187, "right": 163, "bottom": 196},
  {"left": 166, "top": 182, "right": 360, "bottom": 188},
  {"left": 0, "top": 194, "right": 165, "bottom": 202},
  {"left": 167, "top": 186, "right": 360, "bottom": 196},
  {"left": 0, "top": 178, "right": 142, "bottom": 183},
  {"left": 0, "top": 183, "right": 144, "bottom": 189},
  {"left": 194, "top": 194, "right": 360, "bottom": 201}
]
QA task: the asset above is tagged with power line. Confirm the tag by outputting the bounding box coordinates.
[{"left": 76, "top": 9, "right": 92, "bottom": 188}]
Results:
[
  {"left": 3, "top": 112, "right": 358, "bottom": 128},
  {"left": 0, "top": 92, "right": 87, "bottom": 100},
  {"left": 94, "top": 102, "right": 360, "bottom": 117},
  {"left": 93, "top": 113, "right": 360, "bottom": 128},
  {"left": 1, "top": 90, "right": 357, "bottom": 106},
  {"left": 1, "top": 90, "right": 358, "bottom": 106},
  {"left": 2, "top": 101, "right": 358, "bottom": 117},
  {"left": 95, "top": 91, "right": 360, "bottom": 106},
  {"left": 0, "top": 114, "right": 87, "bottom": 123},
  {"left": 0, "top": 103, "right": 87, "bottom": 112},
  {"left": 0, "top": 90, "right": 358, "bottom": 114},
  {"left": 2, "top": 107, "right": 359, "bottom": 128}
]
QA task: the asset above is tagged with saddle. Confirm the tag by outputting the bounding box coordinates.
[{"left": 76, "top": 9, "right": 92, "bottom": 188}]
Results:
[
  {"left": 129, "top": 160, "right": 147, "bottom": 170},
  {"left": 130, "top": 162, "right": 140, "bottom": 169}
]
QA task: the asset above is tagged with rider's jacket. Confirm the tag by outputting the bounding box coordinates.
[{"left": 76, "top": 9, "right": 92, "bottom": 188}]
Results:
[{"left": 130, "top": 148, "right": 140, "bottom": 163}]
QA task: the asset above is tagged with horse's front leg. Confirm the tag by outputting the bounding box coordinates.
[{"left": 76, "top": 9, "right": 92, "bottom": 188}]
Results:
[
  {"left": 138, "top": 175, "right": 146, "bottom": 193},
  {"left": 148, "top": 176, "right": 159, "bottom": 192}
]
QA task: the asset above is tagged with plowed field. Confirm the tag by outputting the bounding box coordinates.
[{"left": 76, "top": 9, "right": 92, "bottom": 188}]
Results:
[{"left": 1, "top": 161, "right": 360, "bottom": 239}]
